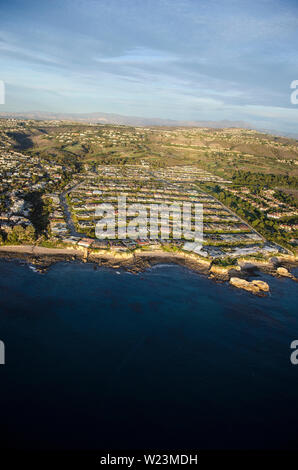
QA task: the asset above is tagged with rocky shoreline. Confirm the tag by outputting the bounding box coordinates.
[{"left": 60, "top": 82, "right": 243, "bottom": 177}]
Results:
[{"left": 0, "top": 245, "right": 297, "bottom": 295}]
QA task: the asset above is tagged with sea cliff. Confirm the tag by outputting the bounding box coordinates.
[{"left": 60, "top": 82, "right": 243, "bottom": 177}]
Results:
[{"left": 0, "top": 244, "right": 297, "bottom": 294}]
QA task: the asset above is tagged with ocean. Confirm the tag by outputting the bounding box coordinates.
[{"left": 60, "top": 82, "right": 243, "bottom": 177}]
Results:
[{"left": 0, "top": 260, "right": 297, "bottom": 450}]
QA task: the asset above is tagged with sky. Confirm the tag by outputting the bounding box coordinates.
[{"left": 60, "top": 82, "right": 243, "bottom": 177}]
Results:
[{"left": 0, "top": 0, "right": 298, "bottom": 133}]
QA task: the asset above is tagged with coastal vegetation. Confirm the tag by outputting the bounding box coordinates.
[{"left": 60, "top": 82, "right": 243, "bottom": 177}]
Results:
[
  {"left": 231, "top": 171, "right": 298, "bottom": 189},
  {"left": 199, "top": 182, "right": 294, "bottom": 250}
]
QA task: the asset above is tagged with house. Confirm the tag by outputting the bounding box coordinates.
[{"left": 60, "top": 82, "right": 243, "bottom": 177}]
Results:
[
  {"left": 91, "top": 240, "right": 110, "bottom": 249},
  {"left": 77, "top": 238, "right": 94, "bottom": 248},
  {"left": 62, "top": 236, "right": 81, "bottom": 245}
]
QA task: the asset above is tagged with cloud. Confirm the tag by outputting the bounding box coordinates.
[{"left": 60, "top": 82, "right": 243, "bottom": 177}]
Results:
[{"left": 94, "top": 47, "right": 178, "bottom": 65}]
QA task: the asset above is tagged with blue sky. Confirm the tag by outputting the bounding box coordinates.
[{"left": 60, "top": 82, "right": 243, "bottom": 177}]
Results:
[{"left": 1, "top": 0, "right": 298, "bottom": 132}]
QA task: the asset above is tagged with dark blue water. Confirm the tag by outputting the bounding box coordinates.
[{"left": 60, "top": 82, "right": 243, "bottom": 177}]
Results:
[{"left": 0, "top": 260, "right": 297, "bottom": 450}]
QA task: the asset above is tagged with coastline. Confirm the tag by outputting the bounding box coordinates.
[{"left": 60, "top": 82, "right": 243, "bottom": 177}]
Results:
[
  {"left": 0, "top": 244, "right": 297, "bottom": 294},
  {"left": 0, "top": 244, "right": 211, "bottom": 275}
]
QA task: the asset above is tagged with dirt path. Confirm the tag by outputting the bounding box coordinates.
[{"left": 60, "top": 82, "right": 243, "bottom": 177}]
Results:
[{"left": 0, "top": 245, "right": 81, "bottom": 256}]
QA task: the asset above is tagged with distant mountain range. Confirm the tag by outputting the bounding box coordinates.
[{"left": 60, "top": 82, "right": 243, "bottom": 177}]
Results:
[{"left": 0, "top": 111, "right": 252, "bottom": 129}]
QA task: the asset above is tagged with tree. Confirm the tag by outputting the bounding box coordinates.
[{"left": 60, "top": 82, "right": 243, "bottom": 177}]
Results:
[{"left": 6, "top": 225, "right": 35, "bottom": 244}]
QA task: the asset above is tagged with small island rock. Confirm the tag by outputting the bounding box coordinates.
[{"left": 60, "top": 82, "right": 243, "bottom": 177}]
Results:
[
  {"left": 276, "top": 267, "right": 292, "bottom": 277},
  {"left": 251, "top": 280, "right": 270, "bottom": 292},
  {"left": 229, "top": 277, "right": 260, "bottom": 294}
]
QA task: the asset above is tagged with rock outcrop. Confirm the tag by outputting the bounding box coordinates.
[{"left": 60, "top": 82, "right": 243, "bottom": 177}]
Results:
[
  {"left": 251, "top": 280, "right": 270, "bottom": 292},
  {"left": 210, "top": 265, "right": 241, "bottom": 281},
  {"left": 229, "top": 277, "right": 269, "bottom": 294},
  {"left": 276, "top": 267, "right": 296, "bottom": 279}
]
